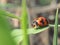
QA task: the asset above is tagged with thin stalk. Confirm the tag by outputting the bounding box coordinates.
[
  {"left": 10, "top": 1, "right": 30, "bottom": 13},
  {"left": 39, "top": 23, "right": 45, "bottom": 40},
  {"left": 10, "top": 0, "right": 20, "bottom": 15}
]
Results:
[
  {"left": 21, "top": 0, "right": 29, "bottom": 45},
  {"left": 53, "top": 8, "right": 58, "bottom": 45},
  {"left": 0, "top": 9, "right": 20, "bottom": 20},
  {"left": 49, "top": 24, "right": 60, "bottom": 27}
]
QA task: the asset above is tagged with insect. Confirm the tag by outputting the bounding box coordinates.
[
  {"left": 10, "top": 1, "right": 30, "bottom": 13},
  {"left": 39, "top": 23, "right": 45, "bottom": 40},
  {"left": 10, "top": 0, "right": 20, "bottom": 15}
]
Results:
[{"left": 32, "top": 17, "right": 48, "bottom": 29}]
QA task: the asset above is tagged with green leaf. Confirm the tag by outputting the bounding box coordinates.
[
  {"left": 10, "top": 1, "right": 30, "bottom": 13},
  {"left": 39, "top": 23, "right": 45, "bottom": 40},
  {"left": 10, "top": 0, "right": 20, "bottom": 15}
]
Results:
[
  {"left": 53, "top": 8, "right": 58, "bottom": 45},
  {"left": 28, "top": 27, "right": 49, "bottom": 34},
  {"left": 11, "top": 26, "right": 49, "bottom": 44},
  {"left": 0, "top": 15, "right": 16, "bottom": 45},
  {"left": 21, "top": 0, "right": 29, "bottom": 45},
  {"left": 11, "top": 29, "right": 23, "bottom": 45},
  {"left": 11, "top": 26, "right": 49, "bottom": 36}
]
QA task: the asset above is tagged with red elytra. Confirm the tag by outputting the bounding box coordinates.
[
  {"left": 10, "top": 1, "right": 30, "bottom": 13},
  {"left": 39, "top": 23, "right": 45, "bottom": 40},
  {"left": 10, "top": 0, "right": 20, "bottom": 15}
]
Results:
[{"left": 32, "top": 17, "right": 48, "bottom": 28}]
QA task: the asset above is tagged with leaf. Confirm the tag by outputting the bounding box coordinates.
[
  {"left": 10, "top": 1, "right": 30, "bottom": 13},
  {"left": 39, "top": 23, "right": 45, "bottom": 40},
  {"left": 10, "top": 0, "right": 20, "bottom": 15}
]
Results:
[
  {"left": 11, "top": 26, "right": 49, "bottom": 44},
  {"left": 0, "top": 15, "right": 16, "bottom": 45},
  {"left": 28, "top": 27, "right": 49, "bottom": 34},
  {"left": 11, "top": 29, "right": 23, "bottom": 45},
  {"left": 21, "top": 0, "right": 29, "bottom": 45},
  {"left": 53, "top": 8, "right": 58, "bottom": 45}
]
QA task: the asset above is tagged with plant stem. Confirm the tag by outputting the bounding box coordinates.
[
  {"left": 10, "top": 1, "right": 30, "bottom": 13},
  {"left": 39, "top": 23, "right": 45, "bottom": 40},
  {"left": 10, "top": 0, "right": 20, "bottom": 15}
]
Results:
[
  {"left": 21, "top": 0, "right": 29, "bottom": 45},
  {"left": 53, "top": 8, "right": 58, "bottom": 45},
  {"left": 49, "top": 24, "right": 60, "bottom": 27},
  {"left": 0, "top": 9, "right": 20, "bottom": 20}
]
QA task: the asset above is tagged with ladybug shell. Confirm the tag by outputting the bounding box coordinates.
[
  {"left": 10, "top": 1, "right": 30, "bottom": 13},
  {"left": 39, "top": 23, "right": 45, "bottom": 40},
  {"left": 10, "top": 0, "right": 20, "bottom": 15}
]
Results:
[
  {"left": 37, "top": 17, "right": 48, "bottom": 27},
  {"left": 32, "top": 17, "right": 48, "bottom": 27}
]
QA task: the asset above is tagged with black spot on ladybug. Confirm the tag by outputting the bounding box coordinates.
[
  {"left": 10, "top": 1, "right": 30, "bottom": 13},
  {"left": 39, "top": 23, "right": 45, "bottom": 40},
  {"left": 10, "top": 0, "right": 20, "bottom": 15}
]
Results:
[
  {"left": 40, "top": 19, "right": 44, "bottom": 25},
  {"left": 45, "top": 19, "right": 48, "bottom": 24}
]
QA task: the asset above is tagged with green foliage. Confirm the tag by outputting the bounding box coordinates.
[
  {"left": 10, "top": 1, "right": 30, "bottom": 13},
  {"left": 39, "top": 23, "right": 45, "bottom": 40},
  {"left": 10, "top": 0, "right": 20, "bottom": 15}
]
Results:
[
  {"left": 21, "top": 0, "right": 29, "bottom": 45},
  {"left": 0, "top": 14, "right": 16, "bottom": 45},
  {"left": 53, "top": 8, "right": 58, "bottom": 45},
  {"left": 0, "top": 9, "right": 20, "bottom": 19},
  {"left": 0, "top": 7, "right": 59, "bottom": 45},
  {"left": 11, "top": 26, "right": 49, "bottom": 44},
  {"left": 0, "top": 0, "right": 59, "bottom": 45}
]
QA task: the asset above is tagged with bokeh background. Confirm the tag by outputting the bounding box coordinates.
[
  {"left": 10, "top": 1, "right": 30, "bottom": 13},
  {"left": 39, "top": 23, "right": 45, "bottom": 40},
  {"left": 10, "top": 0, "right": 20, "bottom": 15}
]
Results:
[{"left": 0, "top": 0, "right": 60, "bottom": 45}]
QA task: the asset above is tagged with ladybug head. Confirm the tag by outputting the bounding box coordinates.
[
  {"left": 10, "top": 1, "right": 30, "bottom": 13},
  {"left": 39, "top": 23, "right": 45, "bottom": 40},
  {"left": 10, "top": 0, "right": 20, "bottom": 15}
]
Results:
[{"left": 32, "top": 20, "right": 39, "bottom": 29}]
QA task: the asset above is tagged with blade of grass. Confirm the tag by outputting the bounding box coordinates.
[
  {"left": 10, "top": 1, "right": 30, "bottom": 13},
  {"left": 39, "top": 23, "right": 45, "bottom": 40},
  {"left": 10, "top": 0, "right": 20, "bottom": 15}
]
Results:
[
  {"left": 53, "top": 8, "right": 58, "bottom": 45},
  {"left": 0, "top": 9, "right": 20, "bottom": 20},
  {"left": 21, "top": 0, "right": 29, "bottom": 45}
]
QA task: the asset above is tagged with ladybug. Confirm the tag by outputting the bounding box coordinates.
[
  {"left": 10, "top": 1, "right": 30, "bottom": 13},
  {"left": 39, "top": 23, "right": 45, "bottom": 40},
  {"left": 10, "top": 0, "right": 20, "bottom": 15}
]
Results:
[{"left": 32, "top": 17, "right": 48, "bottom": 29}]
